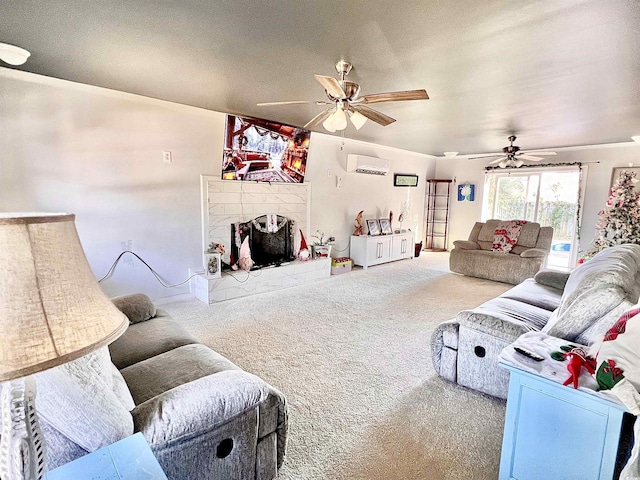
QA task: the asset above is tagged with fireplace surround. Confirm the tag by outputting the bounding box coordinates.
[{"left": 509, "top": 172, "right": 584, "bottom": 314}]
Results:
[{"left": 195, "top": 176, "right": 329, "bottom": 303}]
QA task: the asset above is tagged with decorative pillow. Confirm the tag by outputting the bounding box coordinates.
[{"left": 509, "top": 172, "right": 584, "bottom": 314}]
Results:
[
  {"left": 34, "top": 347, "right": 134, "bottom": 452},
  {"left": 589, "top": 306, "right": 640, "bottom": 415},
  {"left": 534, "top": 269, "right": 571, "bottom": 291},
  {"left": 492, "top": 220, "right": 527, "bottom": 253},
  {"left": 112, "top": 293, "right": 156, "bottom": 324}
]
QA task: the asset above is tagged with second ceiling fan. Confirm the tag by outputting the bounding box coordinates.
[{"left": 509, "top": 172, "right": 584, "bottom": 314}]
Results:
[
  {"left": 257, "top": 60, "right": 429, "bottom": 132},
  {"left": 469, "top": 136, "right": 557, "bottom": 168}
]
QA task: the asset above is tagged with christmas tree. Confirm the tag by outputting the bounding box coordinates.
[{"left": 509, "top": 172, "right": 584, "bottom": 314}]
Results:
[{"left": 587, "top": 169, "right": 640, "bottom": 257}]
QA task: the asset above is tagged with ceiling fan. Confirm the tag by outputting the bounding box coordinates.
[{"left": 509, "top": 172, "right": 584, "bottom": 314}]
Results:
[
  {"left": 257, "top": 60, "right": 429, "bottom": 132},
  {"left": 469, "top": 136, "right": 557, "bottom": 168}
]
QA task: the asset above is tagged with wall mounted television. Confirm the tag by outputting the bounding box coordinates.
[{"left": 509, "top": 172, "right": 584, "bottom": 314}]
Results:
[{"left": 221, "top": 114, "right": 311, "bottom": 183}]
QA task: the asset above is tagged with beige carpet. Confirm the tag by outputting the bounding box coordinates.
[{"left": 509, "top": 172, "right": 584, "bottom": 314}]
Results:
[{"left": 163, "top": 253, "right": 512, "bottom": 480}]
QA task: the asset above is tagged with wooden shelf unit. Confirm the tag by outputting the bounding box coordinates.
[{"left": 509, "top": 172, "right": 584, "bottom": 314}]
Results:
[{"left": 424, "top": 179, "right": 452, "bottom": 252}]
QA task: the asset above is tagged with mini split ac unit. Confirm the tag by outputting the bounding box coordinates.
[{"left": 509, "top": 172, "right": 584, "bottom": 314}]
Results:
[{"left": 346, "top": 154, "right": 390, "bottom": 176}]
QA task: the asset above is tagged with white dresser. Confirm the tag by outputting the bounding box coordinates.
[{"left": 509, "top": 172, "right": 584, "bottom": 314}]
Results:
[{"left": 350, "top": 233, "right": 414, "bottom": 269}]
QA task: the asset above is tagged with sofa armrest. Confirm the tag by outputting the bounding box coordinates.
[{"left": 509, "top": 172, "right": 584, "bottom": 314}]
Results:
[
  {"left": 453, "top": 240, "right": 480, "bottom": 250},
  {"left": 132, "top": 370, "right": 269, "bottom": 449},
  {"left": 534, "top": 269, "right": 570, "bottom": 290},
  {"left": 520, "top": 248, "right": 548, "bottom": 258},
  {"left": 112, "top": 293, "right": 157, "bottom": 324}
]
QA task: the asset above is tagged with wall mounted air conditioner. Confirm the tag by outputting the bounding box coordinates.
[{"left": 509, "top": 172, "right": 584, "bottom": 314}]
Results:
[{"left": 346, "top": 154, "right": 390, "bottom": 176}]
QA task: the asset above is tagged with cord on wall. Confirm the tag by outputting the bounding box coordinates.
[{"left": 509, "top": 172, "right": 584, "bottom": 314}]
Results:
[
  {"left": 99, "top": 250, "right": 266, "bottom": 287},
  {"left": 98, "top": 250, "right": 199, "bottom": 288}
]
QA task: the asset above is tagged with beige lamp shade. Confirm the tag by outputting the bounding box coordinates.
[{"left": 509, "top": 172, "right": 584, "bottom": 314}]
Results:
[{"left": 0, "top": 213, "right": 128, "bottom": 381}]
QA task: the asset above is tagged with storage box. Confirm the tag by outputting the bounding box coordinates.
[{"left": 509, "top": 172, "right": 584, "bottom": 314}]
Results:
[{"left": 331, "top": 257, "right": 352, "bottom": 275}]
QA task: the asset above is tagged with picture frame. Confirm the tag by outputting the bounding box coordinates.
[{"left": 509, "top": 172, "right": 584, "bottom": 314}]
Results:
[
  {"left": 457, "top": 182, "right": 475, "bottom": 201},
  {"left": 394, "top": 174, "right": 419, "bottom": 187},
  {"left": 611, "top": 167, "right": 640, "bottom": 193},
  {"left": 366, "top": 219, "right": 381, "bottom": 236},
  {"left": 204, "top": 252, "right": 222, "bottom": 278},
  {"left": 378, "top": 218, "right": 393, "bottom": 235}
]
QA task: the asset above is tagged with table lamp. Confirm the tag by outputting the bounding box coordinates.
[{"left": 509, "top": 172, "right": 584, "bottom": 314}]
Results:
[{"left": 0, "top": 213, "right": 128, "bottom": 480}]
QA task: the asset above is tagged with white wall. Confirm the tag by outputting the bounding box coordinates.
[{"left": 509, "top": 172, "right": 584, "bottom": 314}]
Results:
[
  {"left": 306, "top": 134, "right": 435, "bottom": 257},
  {"left": 1, "top": 68, "right": 435, "bottom": 301},
  {"left": 435, "top": 145, "right": 640, "bottom": 254}
]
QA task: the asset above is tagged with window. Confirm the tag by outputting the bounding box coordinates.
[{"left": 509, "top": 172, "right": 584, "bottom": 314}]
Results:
[{"left": 482, "top": 168, "right": 582, "bottom": 270}]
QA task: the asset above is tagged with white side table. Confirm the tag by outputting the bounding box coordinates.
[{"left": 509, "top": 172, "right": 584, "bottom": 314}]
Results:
[
  {"left": 45, "top": 433, "right": 167, "bottom": 480},
  {"left": 498, "top": 333, "right": 635, "bottom": 480}
]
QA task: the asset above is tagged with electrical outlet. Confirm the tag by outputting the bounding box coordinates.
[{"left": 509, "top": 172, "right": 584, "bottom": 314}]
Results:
[
  {"left": 327, "top": 169, "right": 332, "bottom": 177},
  {"left": 163, "top": 151, "right": 172, "bottom": 163},
  {"left": 121, "top": 240, "right": 134, "bottom": 266}
]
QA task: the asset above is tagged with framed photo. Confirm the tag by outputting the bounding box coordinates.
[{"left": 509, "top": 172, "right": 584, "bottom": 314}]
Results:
[
  {"left": 394, "top": 174, "right": 419, "bottom": 187},
  {"left": 366, "top": 219, "right": 381, "bottom": 236},
  {"left": 611, "top": 167, "right": 640, "bottom": 193},
  {"left": 379, "top": 218, "right": 393, "bottom": 235},
  {"left": 457, "top": 182, "right": 475, "bottom": 201},
  {"left": 204, "top": 252, "right": 222, "bottom": 278}
]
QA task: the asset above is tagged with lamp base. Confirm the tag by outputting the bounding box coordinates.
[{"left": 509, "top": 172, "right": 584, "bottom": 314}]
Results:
[{"left": 0, "top": 377, "right": 46, "bottom": 480}]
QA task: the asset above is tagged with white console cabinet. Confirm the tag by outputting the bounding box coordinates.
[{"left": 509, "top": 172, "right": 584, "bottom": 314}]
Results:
[{"left": 350, "top": 233, "right": 414, "bottom": 269}]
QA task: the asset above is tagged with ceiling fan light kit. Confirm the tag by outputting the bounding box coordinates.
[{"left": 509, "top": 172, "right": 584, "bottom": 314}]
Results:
[
  {"left": 322, "top": 107, "right": 346, "bottom": 132},
  {"left": 0, "top": 42, "right": 30, "bottom": 65},
  {"left": 259, "top": 60, "right": 428, "bottom": 132},
  {"left": 348, "top": 109, "right": 367, "bottom": 130}
]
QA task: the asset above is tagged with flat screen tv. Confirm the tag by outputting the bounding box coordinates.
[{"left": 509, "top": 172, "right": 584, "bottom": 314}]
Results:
[{"left": 221, "top": 114, "right": 311, "bottom": 183}]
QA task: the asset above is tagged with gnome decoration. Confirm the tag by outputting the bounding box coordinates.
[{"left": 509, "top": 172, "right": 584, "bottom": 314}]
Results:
[
  {"left": 353, "top": 211, "right": 365, "bottom": 236},
  {"left": 298, "top": 229, "right": 310, "bottom": 261},
  {"left": 237, "top": 236, "right": 254, "bottom": 271}
]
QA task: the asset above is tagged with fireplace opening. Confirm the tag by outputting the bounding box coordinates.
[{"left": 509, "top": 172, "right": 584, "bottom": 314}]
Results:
[{"left": 231, "top": 215, "right": 295, "bottom": 269}]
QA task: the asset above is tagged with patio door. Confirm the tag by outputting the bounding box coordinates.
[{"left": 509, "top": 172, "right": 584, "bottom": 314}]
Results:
[{"left": 482, "top": 168, "right": 583, "bottom": 270}]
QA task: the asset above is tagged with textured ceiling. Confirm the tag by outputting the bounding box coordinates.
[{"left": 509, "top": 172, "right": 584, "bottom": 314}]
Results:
[{"left": 2, "top": 0, "right": 640, "bottom": 156}]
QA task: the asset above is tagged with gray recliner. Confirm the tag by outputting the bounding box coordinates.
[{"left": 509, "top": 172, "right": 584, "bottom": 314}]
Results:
[
  {"left": 32, "top": 294, "right": 288, "bottom": 480},
  {"left": 449, "top": 219, "right": 553, "bottom": 285}
]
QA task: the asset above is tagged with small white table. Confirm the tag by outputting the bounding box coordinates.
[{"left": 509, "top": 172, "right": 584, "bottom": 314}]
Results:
[
  {"left": 45, "top": 433, "right": 167, "bottom": 480},
  {"left": 498, "top": 333, "right": 635, "bottom": 480}
]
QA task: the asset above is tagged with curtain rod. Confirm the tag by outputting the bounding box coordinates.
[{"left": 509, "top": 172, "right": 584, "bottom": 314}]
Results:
[{"left": 484, "top": 160, "right": 600, "bottom": 172}]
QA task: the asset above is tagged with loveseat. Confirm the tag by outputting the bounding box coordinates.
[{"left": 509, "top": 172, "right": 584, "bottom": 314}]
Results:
[
  {"left": 432, "top": 244, "right": 640, "bottom": 398},
  {"left": 449, "top": 219, "right": 553, "bottom": 285},
  {"left": 34, "top": 293, "right": 288, "bottom": 479}
]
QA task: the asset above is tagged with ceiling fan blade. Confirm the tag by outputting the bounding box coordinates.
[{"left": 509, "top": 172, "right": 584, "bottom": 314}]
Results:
[
  {"left": 257, "top": 100, "right": 312, "bottom": 106},
  {"left": 314, "top": 75, "right": 346, "bottom": 98},
  {"left": 489, "top": 156, "right": 507, "bottom": 165},
  {"left": 522, "top": 151, "right": 557, "bottom": 156},
  {"left": 304, "top": 108, "right": 334, "bottom": 129},
  {"left": 466, "top": 153, "right": 502, "bottom": 160},
  {"left": 518, "top": 154, "right": 543, "bottom": 161},
  {"left": 351, "top": 105, "right": 396, "bottom": 126},
  {"left": 257, "top": 100, "right": 331, "bottom": 107},
  {"left": 362, "top": 89, "right": 429, "bottom": 104}
]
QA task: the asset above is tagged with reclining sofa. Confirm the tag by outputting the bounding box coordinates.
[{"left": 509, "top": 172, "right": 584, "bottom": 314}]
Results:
[
  {"left": 432, "top": 244, "right": 640, "bottom": 398},
  {"left": 32, "top": 294, "right": 288, "bottom": 480},
  {"left": 449, "top": 219, "right": 553, "bottom": 285}
]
